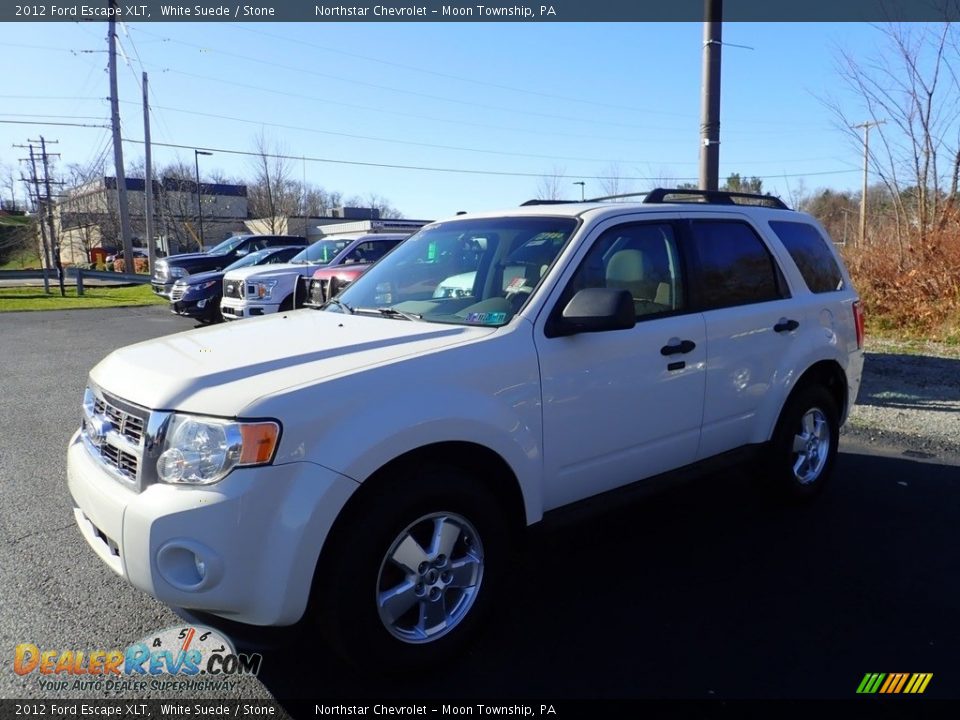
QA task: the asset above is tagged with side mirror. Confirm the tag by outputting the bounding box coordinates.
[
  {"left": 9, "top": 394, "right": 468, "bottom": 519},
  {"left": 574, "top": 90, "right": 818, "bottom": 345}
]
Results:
[{"left": 551, "top": 288, "right": 635, "bottom": 336}]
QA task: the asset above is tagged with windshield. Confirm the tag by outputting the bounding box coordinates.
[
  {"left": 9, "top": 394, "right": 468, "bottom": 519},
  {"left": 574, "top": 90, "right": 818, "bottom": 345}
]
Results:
[
  {"left": 224, "top": 248, "right": 274, "bottom": 272},
  {"left": 207, "top": 235, "right": 247, "bottom": 256},
  {"left": 292, "top": 238, "right": 352, "bottom": 265},
  {"left": 330, "top": 217, "right": 578, "bottom": 327}
]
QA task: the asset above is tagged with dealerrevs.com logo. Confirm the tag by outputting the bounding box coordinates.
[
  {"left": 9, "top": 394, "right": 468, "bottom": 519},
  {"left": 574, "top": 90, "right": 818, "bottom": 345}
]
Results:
[{"left": 13, "top": 625, "right": 262, "bottom": 693}]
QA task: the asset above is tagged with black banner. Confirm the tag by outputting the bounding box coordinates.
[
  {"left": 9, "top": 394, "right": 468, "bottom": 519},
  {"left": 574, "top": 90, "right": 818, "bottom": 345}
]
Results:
[
  {"left": 1, "top": 699, "right": 959, "bottom": 720},
  {"left": 4, "top": 0, "right": 960, "bottom": 23}
]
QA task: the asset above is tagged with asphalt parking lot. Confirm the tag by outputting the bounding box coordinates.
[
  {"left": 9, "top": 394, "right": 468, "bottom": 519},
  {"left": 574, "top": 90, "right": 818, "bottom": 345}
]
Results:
[{"left": 1, "top": 306, "right": 958, "bottom": 710}]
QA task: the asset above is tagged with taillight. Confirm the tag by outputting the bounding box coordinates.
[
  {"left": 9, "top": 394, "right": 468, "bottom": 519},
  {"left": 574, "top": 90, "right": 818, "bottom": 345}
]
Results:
[{"left": 853, "top": 300, "right": 865, "bottom": 349}]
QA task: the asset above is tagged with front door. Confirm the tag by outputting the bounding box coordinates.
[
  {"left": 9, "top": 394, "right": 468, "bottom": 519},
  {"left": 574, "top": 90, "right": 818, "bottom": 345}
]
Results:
[{"left": 535, "top": 220, "right": 707, "bottom": 510}]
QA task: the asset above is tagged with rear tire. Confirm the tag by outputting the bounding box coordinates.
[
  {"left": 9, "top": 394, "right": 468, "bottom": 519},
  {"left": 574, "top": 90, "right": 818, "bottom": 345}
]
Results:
[
  {"left": 313, "top": 463, "right": 509, "bottom": 671},
  {"left": 766, "top": 384, "right": 839, "bottom": 500}
]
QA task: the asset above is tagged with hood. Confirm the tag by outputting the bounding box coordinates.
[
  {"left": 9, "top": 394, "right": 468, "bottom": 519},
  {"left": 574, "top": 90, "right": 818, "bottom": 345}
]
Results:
[
  {"left": 313, "top": 264, "right": 370, "bottom": 280},
  {"left": 161, "top": 252, "right": 212, "bottom": 264},
  {"left": 160, "top": 253, "right": 230, "bottom": 272},
  {"left": 178, "top": 269, "right": 225, "bottom": 285},
  {"left": 232, "top": 262, "right": 321, "bottom": 282},
  {"left": 222, "top": 262, "right": 318, "bottom": 283},
  {"left": 89, "top": 311, "right": 495, "bottom": 416}
]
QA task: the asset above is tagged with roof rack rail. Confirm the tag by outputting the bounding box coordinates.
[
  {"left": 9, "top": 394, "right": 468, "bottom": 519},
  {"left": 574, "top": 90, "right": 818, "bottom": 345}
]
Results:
[
  {"left": 583, "top": 192, "right": 652, "bottom": 202},
  {"left": 520, "top": 188, "right": 790, "bottom": 210},
  {"left": 642, "top": 188, "right": 790, "bottom": 210}
]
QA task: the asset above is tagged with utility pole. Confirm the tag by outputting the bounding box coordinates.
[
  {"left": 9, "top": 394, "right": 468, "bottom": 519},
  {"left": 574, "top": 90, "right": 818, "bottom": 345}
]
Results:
[
  {"left": 853, "top": 119, "right": 885, "bottom": 247},
  {"left": 39, "top": 136, "right": 65, "bottom": 296},
  {"left": 142, "top": 71, "right": 156, "bottom": 276},
  {"left": 194, "top": 149, "right": 212, "bottom": 247},
  {"left": 699, "top": 0, "right": 722, "bottom": 191},
  {"left": 108, "top": 1, "right": 134, "bottom": 268},
  {"left": 17, "top": 143, "right": 52, "bottom": 293}
]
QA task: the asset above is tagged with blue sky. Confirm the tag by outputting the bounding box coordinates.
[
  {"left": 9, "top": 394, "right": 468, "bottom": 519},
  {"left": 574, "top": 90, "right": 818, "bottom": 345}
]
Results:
[{"left": 1, "top": 21, "right": 884, "bottom": 219}]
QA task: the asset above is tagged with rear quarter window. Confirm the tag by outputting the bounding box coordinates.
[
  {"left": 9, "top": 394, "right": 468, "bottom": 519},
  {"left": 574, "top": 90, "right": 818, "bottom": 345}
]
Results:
[
  {"left": 689, "top": 220, "right": 785, "bottom": 310},
  {"left": 768, "top": 221, "right": 845, "bottom": 293}
]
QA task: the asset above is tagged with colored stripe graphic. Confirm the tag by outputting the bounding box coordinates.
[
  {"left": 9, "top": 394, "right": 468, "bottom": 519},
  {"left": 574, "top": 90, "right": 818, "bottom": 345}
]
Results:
[{"left": 858, "top": 673, "right": 932, "bottom": 694}]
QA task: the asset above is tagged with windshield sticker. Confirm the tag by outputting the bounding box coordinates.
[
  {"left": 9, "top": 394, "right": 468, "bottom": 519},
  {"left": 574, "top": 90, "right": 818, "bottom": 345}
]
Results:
[
  {"left": 507, "top": 277, "right": 527, "bottom": 290},
  {"left": 465, "top": 312, "right": 507, "bottom": 325}
]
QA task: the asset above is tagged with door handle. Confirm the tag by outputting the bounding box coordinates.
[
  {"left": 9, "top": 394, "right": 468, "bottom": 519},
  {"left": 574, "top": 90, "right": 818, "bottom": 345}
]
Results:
[
  {"left": 774, "top": 318, "right": 800, "bottom": 333},
  {"left": 661, "top": 339, "right": 696, "bottom": 356}
]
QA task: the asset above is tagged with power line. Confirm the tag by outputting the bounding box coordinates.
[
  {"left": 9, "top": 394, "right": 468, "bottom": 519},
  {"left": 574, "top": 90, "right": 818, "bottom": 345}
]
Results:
[
  {"left": 126, "top": 33, "right": 695, "bottom": 133},
  {"left": 224, "top": 25, "right": 694, "bottom": 119},
  {"left": 119, "top": 100, "right": 707, "bottom": 166},
  {"left": 0, "top": 113, "right": 107, "bottom": 120},
  {"left": 122, "top": 136, "right": 859, "bottom": 182},
  {"left": 0, "top": 120, "right": 110, "bottom": 128},
  {"left": 139, "top": 25, "right": 826, "bottom": 131}
]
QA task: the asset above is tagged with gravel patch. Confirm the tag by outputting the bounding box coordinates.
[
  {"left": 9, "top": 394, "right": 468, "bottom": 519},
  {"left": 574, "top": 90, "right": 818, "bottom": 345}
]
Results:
[{"left": 842, "top": 341, "right": 960, "bottom": 461}]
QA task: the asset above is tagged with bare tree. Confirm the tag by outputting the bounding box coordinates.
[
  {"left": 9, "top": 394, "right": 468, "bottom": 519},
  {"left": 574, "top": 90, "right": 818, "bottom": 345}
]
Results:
[
  {"left": 1, "top": 161, "right": 19, "bottom": 212},
  {"left": 824, "top": 22, "right": 960, "bottom": 258},
  {"left": 248, "top": 131, "right": 299, "bottom": 233},
  {"left": 599, "top": 163, "right": 633, "bottom": 199},
  {"left": 535, "top": 165, "right": 567, "bottom": 200},
  {"left": 343, "top": 192, "right": 405, "bottom": 219}
]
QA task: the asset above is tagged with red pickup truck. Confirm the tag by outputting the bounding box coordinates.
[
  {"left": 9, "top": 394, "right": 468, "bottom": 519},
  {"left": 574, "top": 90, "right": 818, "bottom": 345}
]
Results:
[{"left": 297, "top": 234, "right": 408, "bottom": 307}]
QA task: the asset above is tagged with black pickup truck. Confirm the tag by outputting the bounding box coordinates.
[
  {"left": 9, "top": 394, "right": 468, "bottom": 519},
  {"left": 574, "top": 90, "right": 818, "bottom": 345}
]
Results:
[{"left": 151, "top": 234, "right": 307, "bottom": 298}]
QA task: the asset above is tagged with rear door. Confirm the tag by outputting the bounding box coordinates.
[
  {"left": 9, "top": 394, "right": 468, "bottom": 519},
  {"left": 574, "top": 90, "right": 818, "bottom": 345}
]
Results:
[{"left": 684, "top": 217, "right": 799, "bottom": 459}]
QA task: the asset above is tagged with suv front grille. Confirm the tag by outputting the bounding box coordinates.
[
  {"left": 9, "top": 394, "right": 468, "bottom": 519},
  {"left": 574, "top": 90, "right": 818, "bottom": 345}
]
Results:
[
  {"left": 82, "top": 387, "right": 150, "bottom": 490},
  {"left": 170, "top": 284, "right": 186, "bottom": 302},
  {"left": 308, "top": 278, "right": 328, "bottom": 306},
  {"left": 92, "top": 397, "right": 145, "bottom": 445}
]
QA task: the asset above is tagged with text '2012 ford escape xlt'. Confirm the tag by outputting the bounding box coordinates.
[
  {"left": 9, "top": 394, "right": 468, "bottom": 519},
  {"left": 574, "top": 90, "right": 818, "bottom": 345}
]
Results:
[{"left": 67, "top": 189, "right": 864, "bottom": 667}]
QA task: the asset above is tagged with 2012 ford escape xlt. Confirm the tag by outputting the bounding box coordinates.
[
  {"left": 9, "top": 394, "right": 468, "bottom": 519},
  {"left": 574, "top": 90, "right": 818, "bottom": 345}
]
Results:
[{"left": 67, "top": 189, "right": 864, "bottom": 667}]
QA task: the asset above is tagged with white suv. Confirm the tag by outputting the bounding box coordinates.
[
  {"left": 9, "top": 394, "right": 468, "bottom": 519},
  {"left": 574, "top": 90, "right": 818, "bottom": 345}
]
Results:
[{"left": 67, "top": 190, "right": 864, "bottom": 667}]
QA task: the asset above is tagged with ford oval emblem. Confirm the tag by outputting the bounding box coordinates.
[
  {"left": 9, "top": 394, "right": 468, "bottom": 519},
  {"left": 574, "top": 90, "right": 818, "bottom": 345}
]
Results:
[{"left": 89, "top": 416, "right": 113, "bottom": 443}]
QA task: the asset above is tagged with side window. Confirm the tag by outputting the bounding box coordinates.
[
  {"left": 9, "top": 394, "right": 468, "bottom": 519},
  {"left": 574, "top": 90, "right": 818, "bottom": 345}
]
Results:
[
  {"left": 768, "top": 221, "right": 844, "bottom": 293},
  {"left": 566, "top": 223, "right": 684, "bottom": 319},
  {"left": 365, "top": 240, "right": 401, "bottom": 263},
  {"left": 689, "top": 221, "right": 783, "bottom": 310},
  {"left": 343, "top": 242, "right": 374, "bottom": 264}
]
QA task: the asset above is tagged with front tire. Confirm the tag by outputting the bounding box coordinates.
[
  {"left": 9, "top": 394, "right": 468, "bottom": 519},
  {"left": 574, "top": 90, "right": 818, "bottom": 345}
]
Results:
[
  {"left": 767, "top": 384, "right": 839, "bottom": 499},
  {"left": 314, "top": 464, "right": 508, "bottom": 670}
]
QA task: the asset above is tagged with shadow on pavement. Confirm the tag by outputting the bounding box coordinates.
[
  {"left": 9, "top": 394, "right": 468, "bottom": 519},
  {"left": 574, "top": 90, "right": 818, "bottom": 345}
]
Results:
[{"left": 194, "top": 449, "right": 960, "bottom": 707}]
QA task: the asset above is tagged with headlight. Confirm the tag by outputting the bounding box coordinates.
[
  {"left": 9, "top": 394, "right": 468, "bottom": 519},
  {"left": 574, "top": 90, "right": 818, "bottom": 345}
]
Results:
[
  {"left": 252, "top": 280, "right": 278, "bottom": 299},
  {"left": 169, "top": 266, "right": 187, "bottom": 279},
  {"left": 187, "top": 280, "right": 218, "bottom": 292},
  {"left": 156, "top": 414, "right": 280, "bottom": 486}
]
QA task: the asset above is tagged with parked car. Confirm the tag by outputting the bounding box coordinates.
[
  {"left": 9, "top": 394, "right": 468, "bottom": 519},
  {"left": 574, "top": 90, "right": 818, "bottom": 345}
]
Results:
[
  {"left": 68, "top": 189, "right": 864, "bottom": 669},
  {"left": 169, "top": 246, "right": 305, "bottom": 324},
  {"left": 301, "top": 235, "right": 406, "bottom": 307},
  {"left": 151, "top": 234, "right": 307, "bottom": 299},
  {"left": 220, "top": 227, "right": 422, "bottom": 321},
  {"left": 104, "top": 249, "right": 148, "bottom": 264}
]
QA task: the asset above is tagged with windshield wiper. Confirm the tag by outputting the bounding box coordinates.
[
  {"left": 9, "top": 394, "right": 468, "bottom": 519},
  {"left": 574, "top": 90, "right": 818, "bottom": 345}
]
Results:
[
  {"left": 353, "top": 306, "right": 422, "bottom": 321},
  {"left": 324, "top": 298, "right": 354, "bottom": 314}
]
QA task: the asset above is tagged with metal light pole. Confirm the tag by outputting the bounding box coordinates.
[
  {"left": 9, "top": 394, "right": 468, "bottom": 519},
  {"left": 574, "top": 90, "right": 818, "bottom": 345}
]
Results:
[
  {"left": 573, "top": 181, "right": 585, "bottom": 201},
  {"left": 194, "top": 149, "right": 212, "bottom": 248}
]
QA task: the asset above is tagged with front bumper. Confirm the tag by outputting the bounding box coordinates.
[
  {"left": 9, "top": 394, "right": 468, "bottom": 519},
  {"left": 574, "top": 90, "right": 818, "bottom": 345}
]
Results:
[
  {"left": 220, "top": 299, "right": 281, "bottom": 321},
  {"left": 171, "top": 296, "right": 218, "bottom": 320},
  {"left": 67, "top": 430, "right": 358, "bottom": 626},
  {"left": 151, "top": 281, "right": 174, "bottom": 299}
]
